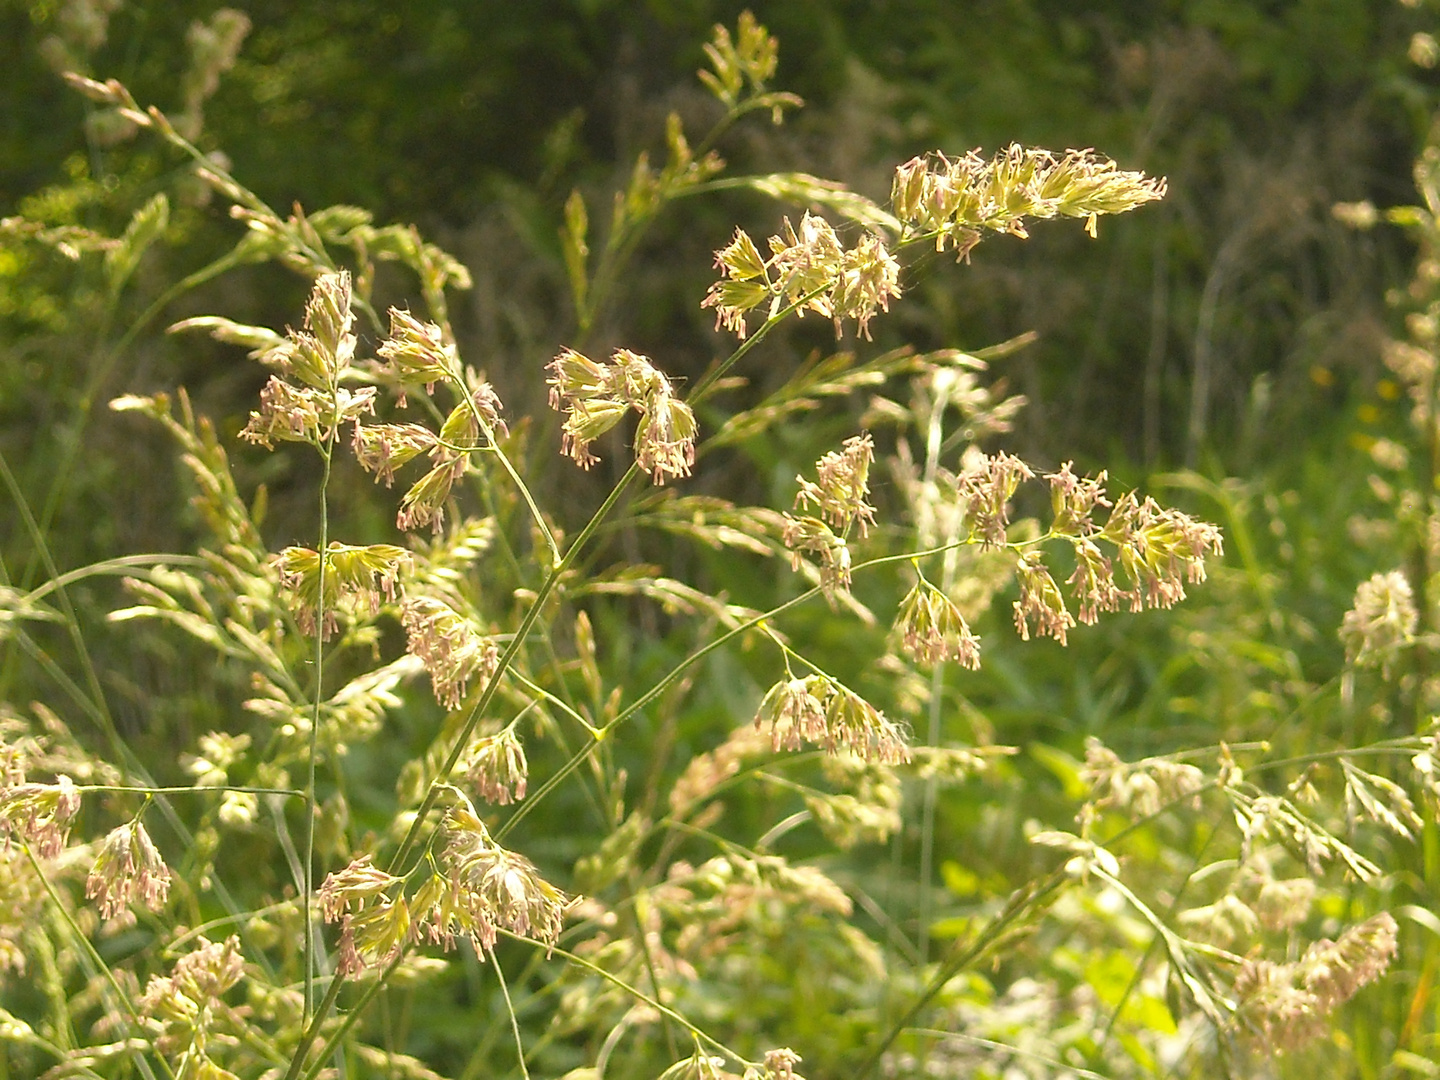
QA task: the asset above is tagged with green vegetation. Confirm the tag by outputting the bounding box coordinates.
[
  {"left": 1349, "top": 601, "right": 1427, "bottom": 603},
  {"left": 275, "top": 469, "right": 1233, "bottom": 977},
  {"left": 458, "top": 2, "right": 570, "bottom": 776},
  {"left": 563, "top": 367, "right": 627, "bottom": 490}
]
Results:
[{"left": 3, "top": 3, "right": 1440, "bottom": 1078}]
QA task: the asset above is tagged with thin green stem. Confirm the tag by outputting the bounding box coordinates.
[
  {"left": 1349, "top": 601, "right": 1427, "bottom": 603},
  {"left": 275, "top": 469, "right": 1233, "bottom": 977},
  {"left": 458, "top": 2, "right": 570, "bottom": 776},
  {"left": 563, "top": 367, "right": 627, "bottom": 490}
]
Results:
[
  {"left": 517, "top": 935, "right": 749, "bottom": 1069},
  {"left": 303, "top": 441, "right": 335, "bottom": 1024},
  {"left": 283, "top": 464, "right": 644, "bottom": 1078},
  {"left": 70, "top": 784, "right": 303, "bottom": 797},
  {"left": 283, "top": 286, "right": 833, "bottom": 1074},
  {"left": 288, "top": 967, "right": 356, "bottom": 1080},
  {"left": 487, "top": 946, "right": 531, "bottom": 1080},
  {"left": 0, "top": 447, "right": 131, "bottom": 775},
  {"left": 506, "top": 669, "right": 600, "bottom": 738},
  {"left": 853, "top": 868, "right": 1069, "bottom": 1080},
  {"left": 388, "top": 460, "right": 640, "bottom": 872},
  {"left": 625, "top": 864, "right": 679, "bottom": 1060},
  {"left": 904, "top": 1030, "right": 1113, "bottom": 1080},
  {"left": 443, "top": 379, "right": 560, "bottom": 568},
  {"left": 498, "top": 537, "right": 993, "bottom": 841}
]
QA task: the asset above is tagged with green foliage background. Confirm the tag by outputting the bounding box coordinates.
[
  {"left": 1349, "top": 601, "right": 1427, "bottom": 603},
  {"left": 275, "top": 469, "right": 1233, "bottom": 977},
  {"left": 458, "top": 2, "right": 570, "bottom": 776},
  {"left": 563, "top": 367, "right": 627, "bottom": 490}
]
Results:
[{"left": 4, "top": 2, "right": 1440, "bottom": 1078}]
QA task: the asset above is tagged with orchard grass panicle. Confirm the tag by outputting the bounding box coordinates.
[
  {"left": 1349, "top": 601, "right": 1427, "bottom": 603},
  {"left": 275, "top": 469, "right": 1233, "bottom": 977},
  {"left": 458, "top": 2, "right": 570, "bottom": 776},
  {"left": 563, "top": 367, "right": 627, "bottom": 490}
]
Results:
[
  {"left": 400, "top": 595, "right": 501, "bottom": 710},
  {"left": 0, "top": 774, "right": 80, "bottom": 857},
  {"left": 85, "top": 820, "right": 172, "bottom": 920},
  {"left": 461, "top": 726, "right": 529, "bottom": 806},
  {"left": 547, "top": 346, "right": 697, "bottom": 481},
  {"left": 895, "top": 576, "right": 982, "bottom": 669},
  {"left": 1340, "top": 570, "right": 1417, "bottom": 675}
]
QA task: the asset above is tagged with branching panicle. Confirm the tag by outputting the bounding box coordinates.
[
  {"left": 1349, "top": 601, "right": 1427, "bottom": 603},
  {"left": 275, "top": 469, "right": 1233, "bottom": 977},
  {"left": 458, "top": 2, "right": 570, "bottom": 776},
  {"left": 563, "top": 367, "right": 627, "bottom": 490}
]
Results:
[
  {"left": 754, "top": 675, "right": 908, "bottom": 764},
  {"left": 0, "top": 774, "right": 80, "bottom": 857},
  {"left": 86, "top": 821, "right": 172, "bottom": 919},
  {"left": 894, "top": 578, "right": 981, "bottom": 669},
  {"left": 420, "top": 804, "right": 573, "bottom": 955},
  {"left": 401, "top": 596, "right": 500, "bottom": 710},
  {"left": 891, "top": 146, "right": 1165, "bottom": 251},
  {"left": 957, "top": 451, "right": 1034, "bottom": 548},
  {"left": 794, "top": 433, "right": 877, "bottom": 536},
  {"left": 547, "top": 347, "right": 696, "bottom": 482},
  {"left": 462, "top": 727, "right": 529, "bottom": 805},
  {"left": 703, "top": 213, "right": 901, "bottom": 340},
  {"left": 276, "top": 542, "right": 411, "bottom": 640}
]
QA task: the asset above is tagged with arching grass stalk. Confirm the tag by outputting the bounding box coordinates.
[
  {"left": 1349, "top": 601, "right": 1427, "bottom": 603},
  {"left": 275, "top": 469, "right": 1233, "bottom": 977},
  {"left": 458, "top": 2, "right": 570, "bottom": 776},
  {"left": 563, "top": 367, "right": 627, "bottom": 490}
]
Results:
[
  {"left": 11, "top": 553, "right": 212, "bottom": 604},
  {"left": 498, "top": 535, "right": 1000, "bottom": 841},
  {"left": 487, "top": 945, "right": 531, "bottom": 1080}
]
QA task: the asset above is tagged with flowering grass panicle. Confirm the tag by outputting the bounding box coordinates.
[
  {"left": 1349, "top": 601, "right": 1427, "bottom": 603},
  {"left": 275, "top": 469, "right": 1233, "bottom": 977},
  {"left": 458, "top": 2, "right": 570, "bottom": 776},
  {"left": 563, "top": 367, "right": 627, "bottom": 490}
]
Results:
[
  {"left": 1080, "top": 738, "right": 1205, "bottom": 822},
  {"left": 85, "top": 821, "right": 172, "bottom": 919},
  {"left": 757, "top": 1048, "right": 804, "bottom": 1080},
  {"left": 1012, "top": 550, "right": 1077, "bottom": 644},
  {"left": 139, "top": 934, "right": 247, "bottom": 1074},
  {"left": 890, "top": 145, "right": 1166, "bottom": 253},
  {"left": 894, "top": 577, "right": 982, "bottom": 669},
  {"left": 1340, "top": 570, "right": 1418, "bottom": 675},
  {"left": 376, "top": 307, "right": 457, "bottom": 399},
  {"left": 956, "top": 451, "right": 1034, "bottom": 548},
  {"left": 703, "top": 213, "right": 901, "bottom": 339},
  {"left": 316, "top": 856, "right": 412, "bottom": 975},
  {"left": 1233, "top": 913, "right": 1398, "bottom": 1051},
  {"left": 794, "top": 433, "right": 876, "bottom": 536},
  {"left": 236, "top": 270, "right": 376, "bottom": 449},
  {"left": 276, "top": 542, "right": 411, "bottom": 640},
  {"left": 753, "top": 675, "right": 908, "bottom": 764},
  {"left": 317, "top": 855, "right": 402, "bottom": 922},
  {"left": 1046, "top": 462, "right": 1112, "bottom": 536},
  {"left": 547, "top": 347, "right": 697, "bottom": 481},
  {"left": 336, "top": 896, "right": 412, "bottom": 975},
  {"left": 395, "top": 453, "right": 471, "bottom": 534},
  {"left": 780, "top": 514, "right": 853, "bottom": 593},
  {"left": 425, "top": 804, "right": 573, "bottom": 955},
  {"left": 698, "top": 10, "right": 780, "bottom": 108},
  {"left": 400, "top": 596, "right": 500, "bottom": 710},
  {"left": 461, "top": 727, "right": 529, "bottom": 805},
  {"left": 351, "top": 422, "right": 439, "bottom": 487},
  {"left": 1101, "top": 493, "right": 1224, "bottom": 611},
  {"left": 781, "top": 435, "right": 882, "bottom": 594},
  {"left": 0, "top": 774, "right": 80, "bottom": 857}
]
